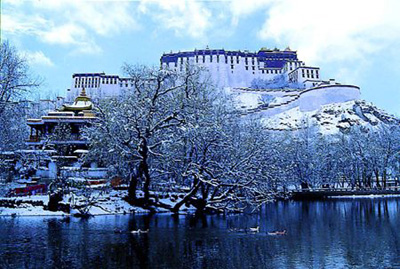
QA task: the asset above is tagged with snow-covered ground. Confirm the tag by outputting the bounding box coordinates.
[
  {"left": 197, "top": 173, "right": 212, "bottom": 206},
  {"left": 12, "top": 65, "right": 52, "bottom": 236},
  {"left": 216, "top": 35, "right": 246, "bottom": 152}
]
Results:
[
  {"left": 0, "top": 190, "right": 195, "bottom": 217},
  {"left": 0, "top": 195, "right": 67, "bottom": 216}
]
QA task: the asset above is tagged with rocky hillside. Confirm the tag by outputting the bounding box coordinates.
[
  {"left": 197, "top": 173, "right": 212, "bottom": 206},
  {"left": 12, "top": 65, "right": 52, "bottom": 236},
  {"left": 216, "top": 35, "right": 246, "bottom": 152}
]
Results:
[{"left": 259, "top": 100, "right": 400, "bottom": 134}]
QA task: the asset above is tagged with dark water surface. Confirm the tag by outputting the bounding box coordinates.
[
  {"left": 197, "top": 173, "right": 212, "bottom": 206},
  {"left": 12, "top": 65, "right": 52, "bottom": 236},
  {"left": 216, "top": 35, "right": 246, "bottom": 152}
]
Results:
[{"left": 1, "top": 199, "right": 400, "bottom": 268}]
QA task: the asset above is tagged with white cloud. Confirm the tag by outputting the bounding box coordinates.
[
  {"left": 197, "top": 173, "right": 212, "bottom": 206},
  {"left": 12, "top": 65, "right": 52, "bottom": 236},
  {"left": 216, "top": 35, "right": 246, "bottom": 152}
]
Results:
[
  {"left": 31, "top": 0, "right": 139, "bottom": 36},
  {"left": 255, "top": 0, "right": 400, "bottom": 65},
  {"left": 2, "top": 13, "right": 48, "bottom": 36},
  {"left": 23, "top": 51, "right": 54, "bottom": 67},
  {"left": 229, "top": 0, "right": 274, "bottom": 26},
  {"left": 139, "top": 0, "right": 212, "bottom": 39},
  {"left": 40, "top": 24, "right": 84, "bottom": 45},
  {"left": 37, "top": 23, "right": 102, "bottom": 54},
  {"left": 2, "top": 0, "right": 138, "bottom": 54}
]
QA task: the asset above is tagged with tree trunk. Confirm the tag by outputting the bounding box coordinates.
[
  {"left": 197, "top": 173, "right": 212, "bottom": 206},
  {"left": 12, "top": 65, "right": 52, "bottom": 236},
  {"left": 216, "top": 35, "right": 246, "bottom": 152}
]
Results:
[
  {"left": 192, "top": 198, "right": 207, "bottom": 214},
  {"left": 142, "top": 161, "right": 151, "bottom": 203},
  {"left": 172, "top": 181, "right": 201, "bottom": 213},
  {"left": 383, "top": 170, "right": 387, "bottom": 189},
  {"left": 300, "top": 182, "right": 309, "bottom": 190},
  {"left": 138, "top": 138, "right": 151, "bottom": 204},
  {"left": 375, "top": 170, "right": 381, "bottom": 189},
  {"left": 48, "top": 190, "right": 63, "bottom": 211},
  {"left": 128, "top": 173, "right": 138, "bottom": 202}
]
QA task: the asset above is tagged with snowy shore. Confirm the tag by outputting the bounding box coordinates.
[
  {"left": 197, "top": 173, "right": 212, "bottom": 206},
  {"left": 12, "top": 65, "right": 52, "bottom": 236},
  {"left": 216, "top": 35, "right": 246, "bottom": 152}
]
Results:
[{"left": 0, "top": 190, "right": 192, "bottom": 217}]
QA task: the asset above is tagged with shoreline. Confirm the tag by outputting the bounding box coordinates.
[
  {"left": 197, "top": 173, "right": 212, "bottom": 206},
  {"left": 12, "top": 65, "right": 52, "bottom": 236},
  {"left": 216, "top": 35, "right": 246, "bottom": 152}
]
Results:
[
  {"left": 0, "top": 190, "right": 194, "bottom": 217},
  {"left": 2, "top": 193, "right": 400, "bottom": 218}
]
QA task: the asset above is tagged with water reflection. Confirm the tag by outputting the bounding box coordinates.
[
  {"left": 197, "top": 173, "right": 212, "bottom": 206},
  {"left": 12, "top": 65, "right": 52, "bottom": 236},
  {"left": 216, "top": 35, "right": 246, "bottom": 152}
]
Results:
[{"left": 1, "top": 198, "right": 400, "bottom": 268}]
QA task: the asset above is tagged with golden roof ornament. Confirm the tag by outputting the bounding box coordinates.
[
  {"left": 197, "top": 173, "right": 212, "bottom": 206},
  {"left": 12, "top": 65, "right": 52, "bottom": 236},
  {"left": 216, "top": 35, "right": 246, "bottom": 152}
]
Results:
[
  {"left": 80, "top": 87, "right": 87, "bottom": 97},
  {"left": 60, "top": 87, "right": 93, "bottom": 112}
]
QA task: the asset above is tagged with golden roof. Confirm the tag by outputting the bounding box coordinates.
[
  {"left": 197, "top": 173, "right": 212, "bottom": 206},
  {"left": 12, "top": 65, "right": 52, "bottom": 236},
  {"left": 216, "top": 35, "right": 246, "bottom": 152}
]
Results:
[{"left": 61, "top": 88, "right": 93, "bottom": 111}]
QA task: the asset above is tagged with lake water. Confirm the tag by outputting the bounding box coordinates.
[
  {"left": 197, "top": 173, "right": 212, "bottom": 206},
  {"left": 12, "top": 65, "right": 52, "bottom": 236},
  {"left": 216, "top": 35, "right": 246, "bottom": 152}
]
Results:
[{"left": 1, "top": 198, "right": 400, "bottom": 268}]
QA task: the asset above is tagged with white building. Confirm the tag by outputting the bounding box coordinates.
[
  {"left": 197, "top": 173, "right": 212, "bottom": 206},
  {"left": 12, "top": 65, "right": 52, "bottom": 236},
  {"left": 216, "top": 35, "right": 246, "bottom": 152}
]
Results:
[
  {"left": 66, "top": 72, "right": 135, "bottom": 102},
  {"left": 67, "top": 47, "right": 359, "bottom": 105},
  {"left": 160, "top": 47, "right": 321, "bottom": 89}
]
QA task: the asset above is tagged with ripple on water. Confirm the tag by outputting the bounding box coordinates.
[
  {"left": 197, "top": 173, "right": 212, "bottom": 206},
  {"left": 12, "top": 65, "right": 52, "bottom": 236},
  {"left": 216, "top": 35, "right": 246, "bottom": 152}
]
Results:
[{"left": 1, "top": 199, "right": 400, "bottom": 268}]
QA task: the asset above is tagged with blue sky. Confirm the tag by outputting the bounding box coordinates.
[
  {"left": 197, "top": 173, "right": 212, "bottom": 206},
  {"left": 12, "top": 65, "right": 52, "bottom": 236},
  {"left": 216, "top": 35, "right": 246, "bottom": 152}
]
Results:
[{"left": 2, "top": 0, "right": 400, "bottom": 115}]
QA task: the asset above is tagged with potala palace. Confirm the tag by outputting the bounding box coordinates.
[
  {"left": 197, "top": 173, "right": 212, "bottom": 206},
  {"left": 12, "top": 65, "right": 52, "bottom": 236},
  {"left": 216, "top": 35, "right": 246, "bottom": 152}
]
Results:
[
  {"left": 66, "top": 47, "right": 361, "bottom": 117},
  {"left": 17, "top": 47, "right": 365, "bottom": 182},
  {"left": 161, "top": 47, "right": 313, "bottom": 88}
]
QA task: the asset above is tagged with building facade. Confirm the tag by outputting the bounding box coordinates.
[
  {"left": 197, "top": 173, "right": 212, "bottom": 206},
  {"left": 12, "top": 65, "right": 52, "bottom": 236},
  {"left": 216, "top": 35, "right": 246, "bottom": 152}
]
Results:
[
  {"left": 66, "top": 72, "right": 135, "bottom": 102},
  {"left": 160, "top": 47, "right": 322, "bottom": 89},
  {"left": 25, "top": 89, "right": 106, "bottom": 180},
  {"left": 67, "top": 47, "right": 358, "bottom": 102}
]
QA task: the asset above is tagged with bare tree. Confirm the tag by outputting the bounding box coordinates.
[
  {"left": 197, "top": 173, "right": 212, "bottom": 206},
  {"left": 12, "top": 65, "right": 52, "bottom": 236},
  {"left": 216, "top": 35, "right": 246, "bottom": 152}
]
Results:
[
  {"left": 0, "top": 41, "right": 41, "bottom": 115},
  {"left": 85, "top": 64, "right": 281, "bottom": 213},
  {"left": 85, "top": 65, "right": 206, "bottom": 207}
]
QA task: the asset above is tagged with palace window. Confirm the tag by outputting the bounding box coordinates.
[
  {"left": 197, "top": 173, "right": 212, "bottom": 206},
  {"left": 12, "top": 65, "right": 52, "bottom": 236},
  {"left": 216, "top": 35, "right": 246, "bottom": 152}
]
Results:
[
  {"left": 217, "top": 55, "right": 219, "bottom": 63},
  {"left": 231, "top": 65, "right": 234, "bottom": 70},
  {"left": 252, "top": 66, "right": 255, "bottom": 70},
  {"left": 245, "top": 66, "right": 248, "bottom": 70},
  {"left": 203, "top": 55, "right": 205, "bottom": 63},
  {"left": 316, "top": 70, "right": 319, "bottom": 79},
  {"left": 302, "top": 70, "right": 305, "bottom": 77},
  {"left": 210, "top": 55, "right": 213, "bottom": 62},
  {"left": 236, "top": 56, "right": 239, "bottom": 64},
  {"left": 196, "top": 55, "right": 198, "bottom": 63},
  {"left": 225, "top": 56, "right": 228, "bottom": 64},
  {"left": 307, "top": 70, "right": 310, "bottom": 78}
]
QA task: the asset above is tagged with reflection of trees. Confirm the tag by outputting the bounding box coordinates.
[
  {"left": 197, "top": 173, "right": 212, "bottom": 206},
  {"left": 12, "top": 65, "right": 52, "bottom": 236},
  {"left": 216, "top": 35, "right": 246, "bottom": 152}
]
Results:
[
  {"left": 261, "top": 199, "right": 400, "bottom": 268},
  {"left": 2, "top": 202, "right": 400, "bottom": 268}
]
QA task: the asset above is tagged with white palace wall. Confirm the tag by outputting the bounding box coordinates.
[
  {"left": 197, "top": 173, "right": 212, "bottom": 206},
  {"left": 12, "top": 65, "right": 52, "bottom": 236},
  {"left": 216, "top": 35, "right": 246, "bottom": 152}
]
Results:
[
  {"left": 166, "top": 58, "right": 280, "bottom": 88},
  {"left": 298, "top": 85, "right": 361, "bottom": 112}
]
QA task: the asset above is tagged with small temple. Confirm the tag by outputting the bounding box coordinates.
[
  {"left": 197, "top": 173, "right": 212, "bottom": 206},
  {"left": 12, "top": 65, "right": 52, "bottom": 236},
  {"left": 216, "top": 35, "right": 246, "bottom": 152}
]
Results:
[
  {"left": 24, "top": 89, "right": 106, "bottom": 181},
  {"left": 26, "top": 88, "right": 95, "bottom": 150}
]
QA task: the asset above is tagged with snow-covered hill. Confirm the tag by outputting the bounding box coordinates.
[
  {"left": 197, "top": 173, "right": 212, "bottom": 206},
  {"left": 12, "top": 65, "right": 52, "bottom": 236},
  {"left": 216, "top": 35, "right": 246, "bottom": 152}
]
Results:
[
  {"left": 230, "top": 86, "right": 398, "bottom": 134},
  {"left": 260, "top": 100, "right": 400, "bottom": 134}
]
